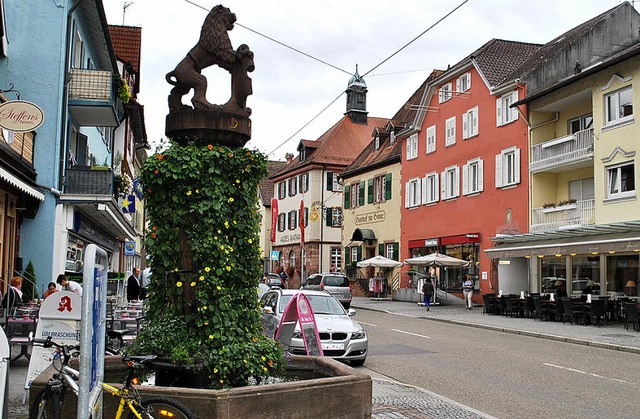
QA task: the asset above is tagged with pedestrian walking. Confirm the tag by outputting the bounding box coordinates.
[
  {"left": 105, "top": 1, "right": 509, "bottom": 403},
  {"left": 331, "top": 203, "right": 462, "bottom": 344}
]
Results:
[
  {"left": 127, "top": 267, "right": 141, "bottom": 301},
  {"left": 462, "top": 273, "right": 474, "bottom": 309},
  {"left": 422, "top": 278, "right": 434, "bottom": 311}
]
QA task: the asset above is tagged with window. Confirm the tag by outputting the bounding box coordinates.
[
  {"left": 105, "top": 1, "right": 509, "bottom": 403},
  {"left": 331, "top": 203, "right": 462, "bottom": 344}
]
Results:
[
  {"left": 326, "top": 172, "right": 342, "bottom": 191},
  {"left": 422, "top": 172, "right": 439, "bottom": 204},
  {"left": 405, "top": 177, "right": 421, "bottom": 208},
  {"left": 389, "top": 131, "right": 396, "bottom": 145},
  {"left": 445, "top": 117, "right": 456, "bottom": 146},
  {"left": 462, "top": 106, "right": 478, "bottom": 139},
  {"left": 426, "top": 125, "right": 436, "bottom": 154},
  {"left": 439, "top": 82, "right": 452, "bottom": 103},
  {"left": 288, "top": 176, "right": 297, "bottom": 196},
  {"left": 72, "top": 27, "right": 85, "bottom": 69},
  {"left": 568, "top": 114, "right": 593, "bottom": 134},
  {"left": 606, "top": 162, "right": 635, "bottom": 200},
  {"left": 385, "top": 243, "right": 399, "bottom": 261},
  {"left": 367, "top": 173, "right": 391, "bottom": 204},
  {"left": 496, "top": 90, "right": 519, "bottom": 126},
  {"left": 374, "top": 136, "right": 380, "bottom": 150},
  {"left": 456, "top": 73, "right": 471, "bottom": 93},
  {"left": 330, "top": 247, "right": 342, "bottom": 272},
  {"left": 406, "top": 133, "right": 418, "bottom": 160},
  {"left": 351, "top": 246, "right": 359, "bottom": 263},
  {"left": 605, "top": 86, "right": 633, "bottom": 125},
  {"left": 299, "top": 148, "right": 306, "bottom": 162},
  {"left": 287, "top": 210, "right": 298, "bottom": 230},
  {"left": 441, "top": 165, "right": 460, "bottom": 200},
  {"left": 277, "top": 213, "right": 286, "bottom": 232},
  {"left": 326, "top": 207, "right": 343, "bottom": 227},
  {"left": 289, "top": 250, "right": 296, "bottom": 268},
  {"left": 495, "top": 147, "right": 521, "bottom": 188},
  {"left": 569, "top": 177, "right": 594, "bottom": 201},
  {"left": 278, "top": 182, "right": 286, "bottom": 199},
  {"left": 462, "top": 158, "right": 484, "bottom": 195},
  {"left": 299, "top": 173, "right": 309, "bottom": 193}
]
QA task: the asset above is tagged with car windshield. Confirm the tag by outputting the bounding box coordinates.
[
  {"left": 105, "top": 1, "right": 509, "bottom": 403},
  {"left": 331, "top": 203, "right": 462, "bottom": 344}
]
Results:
[{"left": 279, "top": 294, "right": 346, "bottom": 315}]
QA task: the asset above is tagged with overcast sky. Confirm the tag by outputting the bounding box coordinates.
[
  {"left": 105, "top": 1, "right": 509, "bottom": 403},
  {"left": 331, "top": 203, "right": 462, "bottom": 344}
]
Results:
[{"left": 103, "top": 0, "right": 627, "bottom": 160}]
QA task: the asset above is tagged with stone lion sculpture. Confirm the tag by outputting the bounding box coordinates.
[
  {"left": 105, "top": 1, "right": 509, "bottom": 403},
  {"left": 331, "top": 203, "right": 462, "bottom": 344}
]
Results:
[{"left": 166, "top": 4, "right": 254, "bottom": 115}]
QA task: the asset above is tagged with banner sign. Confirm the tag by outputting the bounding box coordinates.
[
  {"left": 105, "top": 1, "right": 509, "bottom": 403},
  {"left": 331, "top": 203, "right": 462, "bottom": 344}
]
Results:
[
  {"left": 276, "top": 293, "right": 323, "bottom": 356},
  {"left": 0, "top": 100, "right": 45, "bottom": 132},
  {"left": 270, "top": 198, "right": 278, "bottom": 243}
]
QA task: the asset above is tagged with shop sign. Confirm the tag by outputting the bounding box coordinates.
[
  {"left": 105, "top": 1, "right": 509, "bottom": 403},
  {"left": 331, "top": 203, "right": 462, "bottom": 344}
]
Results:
[
  {"left": 0, "top": 100, "right": 45, "bottom": 132},
  {"left": 354, "top": 210, "right": 386, "bottom": 225}
]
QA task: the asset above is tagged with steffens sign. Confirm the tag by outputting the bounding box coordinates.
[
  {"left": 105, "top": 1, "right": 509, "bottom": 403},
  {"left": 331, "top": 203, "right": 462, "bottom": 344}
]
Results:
[{"left": 0, "top": 100, "right": 45, "bottom": 132}]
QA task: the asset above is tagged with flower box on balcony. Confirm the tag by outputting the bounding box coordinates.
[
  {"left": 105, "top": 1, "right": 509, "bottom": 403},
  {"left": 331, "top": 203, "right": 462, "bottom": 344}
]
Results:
[{"left": 541, "top": 203, "right": 577, "bottom": 214}]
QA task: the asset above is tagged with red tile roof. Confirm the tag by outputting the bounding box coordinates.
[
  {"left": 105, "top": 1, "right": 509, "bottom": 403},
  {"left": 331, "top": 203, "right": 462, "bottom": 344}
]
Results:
[
  {"left": 108, "top": 25, "right": 142, "bottom": 74},
  {"left": 260, "top": 160, "right": 287, "bottom": 204}
]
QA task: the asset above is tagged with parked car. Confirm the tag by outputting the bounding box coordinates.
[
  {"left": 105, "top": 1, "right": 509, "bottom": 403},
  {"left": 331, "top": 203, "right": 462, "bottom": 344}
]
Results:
[
  {"left": 263, "top": 273, "right": 283, "bottom": 287},
  {"left": 257, "top": 283, "right": 271, "bottom": 299},
  {"left": 259, "top": 289, "right": 367, "bottom": 366},
  {"left": 301, "top": 273, "right": 352, "bottom": 308}
]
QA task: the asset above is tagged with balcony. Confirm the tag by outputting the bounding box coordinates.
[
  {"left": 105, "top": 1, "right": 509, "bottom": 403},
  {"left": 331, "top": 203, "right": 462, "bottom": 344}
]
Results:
[
  {"left": 64, "top": 166, "right": 114, "bottom": 196},
  {"left": 68, "top": 69, "right": 118, "bottom": 127},
  {"left": 530, "top": 128, "right": 594, "bottom": 173},
  {"left": 530, "top": 199, "right": 595, "bottom": 232}
]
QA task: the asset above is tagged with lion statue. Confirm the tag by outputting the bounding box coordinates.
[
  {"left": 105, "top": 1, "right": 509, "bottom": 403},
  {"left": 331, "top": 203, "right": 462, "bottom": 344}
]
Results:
[{"left": 166, "top": 5, "right": 253, "bottom": 115}]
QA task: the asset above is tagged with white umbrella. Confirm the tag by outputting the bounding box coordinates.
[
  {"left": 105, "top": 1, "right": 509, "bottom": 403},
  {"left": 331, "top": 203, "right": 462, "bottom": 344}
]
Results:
[
  {"left": 356, "top": 255, "right": 403, "bottom": 268},
  {"left": 404, "top": 252, "right": 470, "bottom": 267}
]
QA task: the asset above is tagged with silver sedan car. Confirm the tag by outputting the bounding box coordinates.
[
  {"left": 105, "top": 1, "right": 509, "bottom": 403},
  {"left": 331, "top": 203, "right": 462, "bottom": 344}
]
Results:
[{"left": 259, "top": 289, "right": 368, "bottom": 366}]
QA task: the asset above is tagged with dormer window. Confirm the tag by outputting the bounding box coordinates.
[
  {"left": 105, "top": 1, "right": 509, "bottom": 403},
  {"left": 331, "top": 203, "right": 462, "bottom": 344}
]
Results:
[
  {"left": 389, "top": 131, "right": 396, "bottom": 145},
  {"left": 374, "top": 136, "right": 380, "bottom": 150},
  {"left": 300, "top": 148, "right": 306, "bottom": 162}
]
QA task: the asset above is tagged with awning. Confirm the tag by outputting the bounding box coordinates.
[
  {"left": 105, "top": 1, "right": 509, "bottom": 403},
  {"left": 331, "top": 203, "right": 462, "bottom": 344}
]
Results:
[
  {"left": 351, "top": 228, "right": 376, "bottom": 242},
  {"left": 0, "top": 166, "right": 44, "bottom": 201},
  {"left": 485, "top": 231, "right": 640, "bottom": 259}
]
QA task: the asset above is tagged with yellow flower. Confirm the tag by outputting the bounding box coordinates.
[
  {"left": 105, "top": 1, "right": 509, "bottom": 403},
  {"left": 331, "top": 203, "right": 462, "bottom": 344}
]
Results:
[
  {"left": 217, "top": 229, "right": 221, "bottom": 234},
  {"left": 213, "top": 368, "right": 218, "bottom": 373},
  {"left": 216, "top": 285, "right": 222, "bottom": 291},
  {"left": 220, "top": 245, "right": 225, "bottom": 250},
  {"left": 199, "top": 275, "right": 205, "bottom": 281},
  {"left": 186, "top": 190, "right": 192, "bottom": 196},
  {"left": 224, "top": 221, "right": 229, "bottom": 229},
  {"left": 205, "top": 267, "right": 211, "bottom": 272},
  {"left": 233, "top": 220, "right": 237, "bottom": 225},
  {"left": 248, "top": 239, "right": 253, "bottom": 244},
  {"left": 195, "top": 189, "right": 199, "bottom": 193},
  {"left": 228, "top": 197, "right": 234, "bottom": 203},
  {"left": 220, "top": 379, "right": 224, "bottom": 384},
  {"left": 261, "top": 356, "right": 266, "bottom": 361},
  {"left": 176, "top": 281, "right": 183, "bottom": 287},
  {"left": 225, "top": 266, "right": 231, "bottom": 272},
  {"left": 225, "top": 250, "right": 229, "bottom": 255},
  {"left": 203, "top": 306, "right": 208, "bottom": 310},
  {"left": 174, "top": 268, "right": 179, "bottom": 272},
  {"left": 204, "top": 321, "right": 209, "bottom": 325},
  {"left": 263, "top": 367, "right": 267, "bottom": 372},
  {"left": 236, "top": 179, "right": 240, "bottom": 184},
  {"left": 243, "top": 359, "right": 247, "bottom": 363},
  {"left": 190, "top": 281, "right": 196, "bottom": 287},
  {"left": 209, "top": 335, "right": 214, "bottom": 340}
]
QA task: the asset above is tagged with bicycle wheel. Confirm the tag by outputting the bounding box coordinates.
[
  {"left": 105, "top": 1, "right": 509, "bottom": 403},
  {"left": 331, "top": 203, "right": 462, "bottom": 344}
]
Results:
[
  {"left": 30, "top": 388, "right": 61, "bottom": 419},
  {"left": 126, "top": 397, "right": 195, "bottom": 419}
]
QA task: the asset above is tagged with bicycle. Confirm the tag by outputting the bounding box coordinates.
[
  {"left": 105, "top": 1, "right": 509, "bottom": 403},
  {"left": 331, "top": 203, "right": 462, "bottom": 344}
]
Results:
[{"left": 30, "top": 336, "right": 195, "bottom": 419}]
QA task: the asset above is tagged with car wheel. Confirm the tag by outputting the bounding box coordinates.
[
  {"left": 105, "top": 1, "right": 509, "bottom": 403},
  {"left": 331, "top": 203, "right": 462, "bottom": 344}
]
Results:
[{"left": 350, "top": 359, "right": 365, "bottom": 367}]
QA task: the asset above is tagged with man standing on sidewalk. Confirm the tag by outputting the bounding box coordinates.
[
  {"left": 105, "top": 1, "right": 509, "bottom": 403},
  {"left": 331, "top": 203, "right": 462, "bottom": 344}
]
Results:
[
  {"left": 422, "top": 278, "right": 434, "bottom": 311},
  {"left": 463, "top": 273, "right": 474, "bottom": 309}
]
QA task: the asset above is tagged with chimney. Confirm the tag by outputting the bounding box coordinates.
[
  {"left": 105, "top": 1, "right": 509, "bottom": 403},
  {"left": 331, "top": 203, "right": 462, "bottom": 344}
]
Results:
[{"left": 285, "top": 153, "right": 294, "bottom": 163}]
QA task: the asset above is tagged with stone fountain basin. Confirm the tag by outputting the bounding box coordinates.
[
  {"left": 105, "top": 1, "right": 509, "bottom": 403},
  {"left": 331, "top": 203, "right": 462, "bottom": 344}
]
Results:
[{"left": 30, "top": 355, "right": 372, "bottom": 418}]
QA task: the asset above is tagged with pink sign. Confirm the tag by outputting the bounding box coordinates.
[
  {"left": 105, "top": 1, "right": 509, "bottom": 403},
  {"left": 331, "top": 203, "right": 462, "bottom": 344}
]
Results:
[{"left": 276, "top": 293, "right": 323, "bottom": 356}]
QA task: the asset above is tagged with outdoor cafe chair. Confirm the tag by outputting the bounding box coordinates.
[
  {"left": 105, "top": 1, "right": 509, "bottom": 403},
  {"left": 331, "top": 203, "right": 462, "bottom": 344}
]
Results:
[
  {"left": 623, "top": 302, "right": 639, "bottom": 331},
  {"left": 561, "top": 298, "right": 585, "bottom": 325},
  {"left": 585, "top": 299, "right": 607, "bottom": 326},
  {"left": 532, "top": 295, "right": 550, "bottom": 321},
  {"left": 6, "top": 312, "right": 36, "bottom": 364}
]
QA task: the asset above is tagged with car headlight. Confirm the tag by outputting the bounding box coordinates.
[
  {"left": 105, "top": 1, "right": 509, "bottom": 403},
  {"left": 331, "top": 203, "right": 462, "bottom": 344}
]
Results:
[
  {"left": 351, "top": 330, "right": 366, "bottom": 340},
  {"left": 292, "top": 331, "right": 302, "bottom": 339}
]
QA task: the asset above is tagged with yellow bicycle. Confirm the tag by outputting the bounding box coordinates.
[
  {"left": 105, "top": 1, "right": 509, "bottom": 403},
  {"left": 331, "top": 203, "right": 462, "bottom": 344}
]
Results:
[{"left": 30, "top": 337, "right": 194, "bottom": 419}]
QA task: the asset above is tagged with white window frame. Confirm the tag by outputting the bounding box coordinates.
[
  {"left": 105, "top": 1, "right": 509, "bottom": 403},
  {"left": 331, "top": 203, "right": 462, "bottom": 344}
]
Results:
[
  {"left": 462, "top": 158, "right": 484, "bottom": 195},
  {"left": 422, "top": 172, "right": 439, "bottom": 204},
  {"left": 456, "top": 73, "right": 471, "bottom": 93},
  {"left": 389, "top": 130, "right": 396, "bottom": 145},
  {"left": 445, "top": 116, "right": 456, "bottom": 146},
  {"left": 426, "top": 125, "right": 436, "bottom": 154},
  {"left": 374, "top": 135, "right": 380, "bottom": 150},
  {"left": 606, "top": 162, "right": 635, "bottom": 200},
  {"left": 495, "top": 147, "right": 521, "bottom": 188},
  {"left": 462, "top": 106, "right": 479, "bottom": 139},
  {"left": 496, "top": 90, "right": 519, "bottom": 126},
  {"left": 406, "top": 133, "right": 418, "bottom": 160},
  {"left": 440, "top": 165, "right": 460, "bottom": 200},
  {"left": 439, "top": 82, "right": 453, "bottom": 103},
  {"left": 605, "top": 86, "right": 633, "bottom": 126},
  {"left": 385, "top": 243, "right": 394, "bottom": 260},
  {"left": 351, "top": 247, "right": 359, "bottom": 263},
  {"left": 405, "top": 177, "right": 421, "bottom": 208},
  {"left": 331, "top": 247, "right": 342, "bottom": 272}
]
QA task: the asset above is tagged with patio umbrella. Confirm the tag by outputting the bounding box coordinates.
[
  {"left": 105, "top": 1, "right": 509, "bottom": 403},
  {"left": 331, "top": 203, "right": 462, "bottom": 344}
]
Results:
[
  {"left": 356, "top": 255, "right": 403, "bottom": 268},
  {"left": 404, "top": 252, "right": 470, "bottom": 267}
]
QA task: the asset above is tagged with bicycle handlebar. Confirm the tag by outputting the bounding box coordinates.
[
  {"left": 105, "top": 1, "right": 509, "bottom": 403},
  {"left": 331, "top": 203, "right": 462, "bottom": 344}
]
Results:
[{"left": 32, "top": 336, "right": 80, "bottom": 355}]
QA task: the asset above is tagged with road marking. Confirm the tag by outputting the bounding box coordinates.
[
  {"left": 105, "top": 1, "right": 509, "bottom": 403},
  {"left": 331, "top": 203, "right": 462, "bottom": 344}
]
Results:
[
  {"left": 391, "top": 329, "right": 431, "bottom": 339},
  {"left": 543, "top": 363, "right": 630, "bottom": 384},
  {"left": 357, "top": 321, "right": 377, "bottom": 327}
]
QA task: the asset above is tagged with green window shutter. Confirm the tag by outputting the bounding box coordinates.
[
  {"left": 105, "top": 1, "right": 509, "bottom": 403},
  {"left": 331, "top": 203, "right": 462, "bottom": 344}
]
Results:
[
  {"left": 326, "top": 207, "right": 332, "bottom": 227},
  {"left": 358, "top": 181, "right": 365, "bottom": 206},
  {"left": 305, "top": 208, "right": 309, "bottom": 226},
  {"left": 378, "top": 244, "right": 384, "bottom": 256},
  {"left": 385, "top": 173, "right": 392, "bottom": 200},
  {"left": 393, "top": 242, "right": 399, "bottom": 261},
  {"left": 305, "top": 173, "right": 309, "bottom": 192},
  {"left": 298, "top": 175, "right": 303, "bottom": 192},
  {"left": 345, "top": 247, "right": 351, "bottom": 265},
  {"left": 344, "top": 185, "right": 351, "bottom": 209},
  {"left": 357, "top": 245, "right": 362, "bottom": 261},
  {"left": 367, "top": 178, "right": 374, "bottom": 204},
  {"left": 327, "top": 172, "right": 333, "bottom": 191}
]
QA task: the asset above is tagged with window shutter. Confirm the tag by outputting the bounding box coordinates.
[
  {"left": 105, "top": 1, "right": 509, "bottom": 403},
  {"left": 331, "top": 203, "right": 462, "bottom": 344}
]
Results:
[
  {"left": 305, "top": 173, "right": 309, "bottom": 192},
  {"left": 299, "top": 175, "right": 303, "bottom": 192},
  {"left": 434, "top": 174, "right": 440, "bottom": 202},
  {"left": 358, "top": 181, "right": 365, "bottom": 206},
  {"left": 441, "top": 172, "right": 447, "bottom": 199},
  {"left": 462, "top": 112, "right": 469, "bottom": 139},
  {"left": 326, "top": 172, "right": 333, "bottom": 191},
  {"left": 405, "top": 182, "right": 411, "bottom": 208},
  {"left": 496, "top": 97, "right": 503, "bottom": 127},
  {"left": 454, "top": 167, "right": 460, "bottom": 197},
  {"left": 326, "top": 208, "right": 332, "bottom": 227},
  {"left": 367, "top": 178, "right": 374, "bottom": 204},
  {"left": 305, "top": 207, "right": 309, "bottom": 226},
  {"left": 406, "top": 140, "right": 411, "bottom": 160},
  {"left": 456, "top": 77, "right": 461, "bottom": 94},
  {"left": 466, "top": 73, "right": 471, "bottom": 90},
  {"left": 421, "top": 176, "right": 427, "bottom": 204},
  {"left": 357, "top": 245, "right": 362, "bottom": 261},
  {"left": 514, "top": 148, "right": 521, "bottom": 184},
  {"left": 512, "top": 90, "right": 519, "bottom": 121},
  {"left": 462, "top": 164, "right": 469, "bottom": 196},
  {"left": 378, "top": 244, "right": 384, "bottom": 256},
  {"left": 384, "top": 173, "right": 392, "bottom": 200},
  {"left": 472, "top": 106, "right": 478, "bottom": 135},
  {"left": 344, "top": 185, "right": 351, "bottom": 209},
  {"left": 393, "top": 242, "right": 399, "bottom": 261},
  {"left": 345, "top": 247, "right": 350, "bottom": 265},
  {"left": 478, "top": 159, "right": 484, "bottom": 192},
  {"left": 495, "top": 154, "right": 503, "bottom": 188}
]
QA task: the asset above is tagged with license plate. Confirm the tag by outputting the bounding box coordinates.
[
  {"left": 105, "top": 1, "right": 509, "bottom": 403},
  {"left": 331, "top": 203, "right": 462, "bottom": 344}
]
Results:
[{"left": 322, "top": 343, "right": 344, "bottom": 350}]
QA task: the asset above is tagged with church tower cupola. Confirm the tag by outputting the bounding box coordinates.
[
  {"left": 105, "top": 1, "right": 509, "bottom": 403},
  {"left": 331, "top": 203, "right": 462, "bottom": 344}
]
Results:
[{"left": 345, "top": 64, "right": 368, "bottom": 124}]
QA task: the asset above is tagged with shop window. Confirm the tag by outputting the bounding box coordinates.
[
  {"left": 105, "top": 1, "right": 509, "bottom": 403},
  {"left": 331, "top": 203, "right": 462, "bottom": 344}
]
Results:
[
  {"left": 606, "top": 254, "right": 639, "bottom": 296},
  {"left": 571, "top": 255, "right": 600, "bottom": 295}
]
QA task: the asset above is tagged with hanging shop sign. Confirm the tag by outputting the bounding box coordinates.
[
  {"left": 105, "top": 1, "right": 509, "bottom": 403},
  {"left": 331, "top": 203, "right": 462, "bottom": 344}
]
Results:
[{"left": 0, "top": 100, "right": 45, "bottom": 132}]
